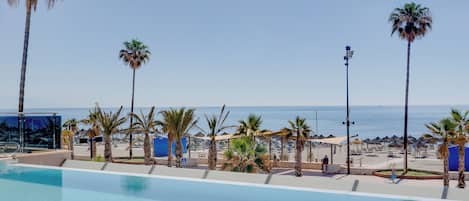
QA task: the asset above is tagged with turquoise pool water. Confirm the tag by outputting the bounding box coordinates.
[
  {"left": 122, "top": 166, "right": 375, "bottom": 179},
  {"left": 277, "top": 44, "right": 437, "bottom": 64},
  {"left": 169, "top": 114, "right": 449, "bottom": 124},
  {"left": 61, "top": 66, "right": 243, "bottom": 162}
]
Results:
[{"left": 0, "top": 164, "right": 413, "bottom": 201}]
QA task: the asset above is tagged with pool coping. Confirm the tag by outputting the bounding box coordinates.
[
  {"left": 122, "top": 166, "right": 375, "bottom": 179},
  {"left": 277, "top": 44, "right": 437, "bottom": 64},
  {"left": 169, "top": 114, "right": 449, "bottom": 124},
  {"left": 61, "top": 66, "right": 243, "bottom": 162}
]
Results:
[{"left": 12, "top": 163, "right": 450, "bottom": 201}]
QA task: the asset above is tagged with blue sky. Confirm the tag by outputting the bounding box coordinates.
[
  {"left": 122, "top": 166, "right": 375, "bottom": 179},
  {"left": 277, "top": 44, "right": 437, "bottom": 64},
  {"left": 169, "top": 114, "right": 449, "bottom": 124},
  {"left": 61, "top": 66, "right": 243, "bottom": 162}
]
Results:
[{"left": 0, "top": 0, "right": 468, "bottom": 109}]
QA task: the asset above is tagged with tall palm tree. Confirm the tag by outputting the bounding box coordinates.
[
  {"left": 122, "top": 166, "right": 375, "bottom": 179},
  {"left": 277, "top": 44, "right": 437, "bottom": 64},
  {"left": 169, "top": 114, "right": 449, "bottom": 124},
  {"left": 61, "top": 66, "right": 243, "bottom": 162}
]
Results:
[
  {"left": 7, "top": 0, "right": 60, "bottom": 113},
  {"left": 237, "top": 114, "right": 263, "bottom": 142},
  {"left": 425, "top": 118, "right": 456, "bottom": 187},
  {"left": 450, "top": 109, "right": 468, "bottom": 188},
  {"left": 389, "top": 2, "right": 432, "bottom": 173},
  {"left": 286, "top": 117, "right": 311, "bottom": 177},
  {"left": 119, "top": 39, "right": 151, "bottom": 159},
  {"left": 62, "top": 118, "right": 78, "bottom": 159},
  {"left": 158, "top": 108, "right": 198, "bottom": 168},
  {"left": 81, "top": 107, "right": 101, "bottom": 159},
  {"left": 130, "top": 106, "right": 158, "bottom": 165},
  {"left": 199, "top": 105, "right": 232, "bottom": 170},
  {"left": 96, "top": 105, "right": 127, "bottom": 162}
]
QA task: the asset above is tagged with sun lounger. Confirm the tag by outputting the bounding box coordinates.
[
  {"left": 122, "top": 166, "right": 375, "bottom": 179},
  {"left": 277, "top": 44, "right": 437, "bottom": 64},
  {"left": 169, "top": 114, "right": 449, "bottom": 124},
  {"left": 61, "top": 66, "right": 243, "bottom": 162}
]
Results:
[
  {"left": 104, "top": 163, "right": 152, "bottom": 174},
  {"left": 61, "top": 160, "right": 105, "bottom": 171},
  {"left": 205, "top": 170, "right": 269, "bottom": 184},
  {"left": 269, "top": 174, "right": 355, "bottom": 191},
  {"left": 151, "top": 165, "right": 207, "bottom": 179}
]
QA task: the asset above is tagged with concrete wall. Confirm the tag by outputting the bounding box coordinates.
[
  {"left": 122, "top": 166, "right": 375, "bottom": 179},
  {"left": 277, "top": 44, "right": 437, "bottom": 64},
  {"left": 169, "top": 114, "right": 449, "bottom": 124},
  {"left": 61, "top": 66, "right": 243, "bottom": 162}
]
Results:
[{"left": 15, "top": 150, "right": 71, "bottom": 166}]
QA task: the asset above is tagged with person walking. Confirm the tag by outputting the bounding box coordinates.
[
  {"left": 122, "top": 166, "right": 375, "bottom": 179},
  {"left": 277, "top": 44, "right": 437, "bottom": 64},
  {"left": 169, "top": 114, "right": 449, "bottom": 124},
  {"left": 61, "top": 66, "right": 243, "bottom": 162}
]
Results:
[{"left": 322, "top": 155, "right": 329, "bottom": 173}]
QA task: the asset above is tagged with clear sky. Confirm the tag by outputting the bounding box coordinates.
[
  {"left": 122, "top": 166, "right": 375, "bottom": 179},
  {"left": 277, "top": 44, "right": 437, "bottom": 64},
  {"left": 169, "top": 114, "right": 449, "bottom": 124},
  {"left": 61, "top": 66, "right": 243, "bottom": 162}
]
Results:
[{"left": 0, "top": 0, "right": 468, "bottom": 109}]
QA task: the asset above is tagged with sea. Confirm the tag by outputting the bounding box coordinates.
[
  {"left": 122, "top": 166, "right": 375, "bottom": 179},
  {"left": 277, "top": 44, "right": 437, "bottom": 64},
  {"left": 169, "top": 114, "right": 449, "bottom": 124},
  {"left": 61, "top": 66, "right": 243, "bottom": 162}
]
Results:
[{"left": 0, "top": 105, "right": 467, "bottom": 139}]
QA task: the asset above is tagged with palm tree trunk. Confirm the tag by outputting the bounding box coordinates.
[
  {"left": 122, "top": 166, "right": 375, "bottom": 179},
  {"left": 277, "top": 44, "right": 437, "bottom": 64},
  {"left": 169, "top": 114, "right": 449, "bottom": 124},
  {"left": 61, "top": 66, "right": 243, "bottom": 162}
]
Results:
[
  {"left": 104, "top": 134, "right": 112, "bottom": 162},
  {"left": 144, "top": 133, "right": 152, "bottom": 165},
  {"left": 167, "top": 135, "right": 172, "bottom": 167},
  {"left": 208, "top": 135, "right": 217, "bottom": 170},
  {"left": 403, "top": 40, "right": 411, "bottom": 173},
  {"left": 91, "top": 140, "right": 97, "bottom": 159},
  {"left": 444, "top": 157, "right": 449, "bottom": 187},
  {"left": 175, "top": 139, "right": 183, "bottom": 168},
  {"left": 129, "top": 68, "right": 136, "bottom": 160},
  {"left": 69, "top": 135, "right": 74, "bottom": 160},
  {"left": 18, "top": 2, "right": 32, "bottom": 113},
  {"left": 458, "top": 144, "right": 466, "bottom": 188},
  {"left": 295, "top": 135, "right": 303, "bottom": 177}
]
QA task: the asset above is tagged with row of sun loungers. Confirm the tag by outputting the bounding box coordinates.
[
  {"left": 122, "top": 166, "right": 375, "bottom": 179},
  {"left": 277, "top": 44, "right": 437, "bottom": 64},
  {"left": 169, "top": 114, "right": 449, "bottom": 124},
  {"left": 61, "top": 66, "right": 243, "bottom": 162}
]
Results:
[{"left": 61, "top": 160, "right": 467, "bottom": 200}]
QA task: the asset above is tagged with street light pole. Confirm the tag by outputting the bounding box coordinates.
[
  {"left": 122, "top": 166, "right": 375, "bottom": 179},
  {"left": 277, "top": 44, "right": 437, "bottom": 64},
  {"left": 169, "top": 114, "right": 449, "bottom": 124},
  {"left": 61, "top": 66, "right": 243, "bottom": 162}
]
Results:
[{"left": 343, "top": 45, "right": 354, "bottom": 175}]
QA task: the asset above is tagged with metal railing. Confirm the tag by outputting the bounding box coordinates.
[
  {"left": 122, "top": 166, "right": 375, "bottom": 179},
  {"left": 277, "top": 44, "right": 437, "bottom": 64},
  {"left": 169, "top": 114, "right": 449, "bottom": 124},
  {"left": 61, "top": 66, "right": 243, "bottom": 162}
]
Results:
[{"left": 0, "top": 142, "right": 20, "bottom": 156}]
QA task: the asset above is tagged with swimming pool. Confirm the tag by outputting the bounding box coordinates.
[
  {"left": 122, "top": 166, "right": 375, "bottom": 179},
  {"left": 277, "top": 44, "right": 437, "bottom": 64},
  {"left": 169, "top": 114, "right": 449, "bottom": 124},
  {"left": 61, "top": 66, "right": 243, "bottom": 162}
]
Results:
[{"left": 0, "top": 163, "right": 419, "bottom": 201}]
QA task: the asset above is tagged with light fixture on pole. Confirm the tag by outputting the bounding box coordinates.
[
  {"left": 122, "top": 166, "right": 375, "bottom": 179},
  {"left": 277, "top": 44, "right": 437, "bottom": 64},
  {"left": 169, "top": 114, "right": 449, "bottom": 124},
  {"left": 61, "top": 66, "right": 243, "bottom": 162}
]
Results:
[{"left": 342, "top": 45, "right": 355, "bottom": 175}]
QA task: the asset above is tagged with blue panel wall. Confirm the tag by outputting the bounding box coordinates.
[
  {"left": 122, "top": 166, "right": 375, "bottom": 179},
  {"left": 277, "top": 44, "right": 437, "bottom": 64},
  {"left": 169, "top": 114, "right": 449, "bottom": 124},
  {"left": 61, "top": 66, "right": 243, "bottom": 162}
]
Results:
[
  {"left": 448, "top": 146, "right": 469, "bottom": 171},
  {"left": 153, "top": 137, "right": 187, "bottom": 157}
]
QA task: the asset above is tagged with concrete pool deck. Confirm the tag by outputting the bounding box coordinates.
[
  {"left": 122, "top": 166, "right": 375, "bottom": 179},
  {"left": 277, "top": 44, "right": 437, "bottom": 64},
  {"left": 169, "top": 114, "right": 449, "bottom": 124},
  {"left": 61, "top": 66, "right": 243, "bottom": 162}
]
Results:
[{"left": 49, "top": 160, "right": 469, "bottom": 200}]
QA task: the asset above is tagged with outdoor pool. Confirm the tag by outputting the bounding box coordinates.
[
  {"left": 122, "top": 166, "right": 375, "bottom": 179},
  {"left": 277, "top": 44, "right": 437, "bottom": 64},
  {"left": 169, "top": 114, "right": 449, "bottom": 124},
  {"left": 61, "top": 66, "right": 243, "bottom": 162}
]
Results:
[{"left": 0, "top": 163, "right": 418, "bottom": 201}]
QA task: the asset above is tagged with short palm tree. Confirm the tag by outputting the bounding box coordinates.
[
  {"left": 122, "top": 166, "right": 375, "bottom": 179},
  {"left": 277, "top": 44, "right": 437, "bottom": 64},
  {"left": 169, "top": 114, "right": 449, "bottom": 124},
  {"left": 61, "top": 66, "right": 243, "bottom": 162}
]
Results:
[
  {"left": 158, "top": 108, "right": 198, "bottom": 168},
  {"left": 81, "top": 107, "right": 101, "bottom": 159},
  {"left": 450, "top": 109, "right": 468, "bottom": 188},
  {"left": 7, "top": 0, "right": 60, "bottom": 113},
  {"left": 119, "top": 39, "right": 151, "bottom": 159},
  {"left": 425, "top": 118, "right": 456, "bottom": 187},
  {"left": 62, "top": 118, "right": 79, "bottom": 159},
  {"left": 96, "top": 105, "right": 127, "bottom": 162},
  {"left": 222, "top": 136, "right": 271, "bottom": 173},
  {"left": 237, "top": 114, "right": 263, "bottom": 142},
  {"left": 199, "top": 105, "right": 232, "bottom": 170},
  {"left": 389, "top": 2, "right": 432, "bottom": 173},
  {"left": 286, "top": 117, "right": 311, "bottom": 177},
  {"left": 130, "top": 106, "right": 158, "bottom": 165}
]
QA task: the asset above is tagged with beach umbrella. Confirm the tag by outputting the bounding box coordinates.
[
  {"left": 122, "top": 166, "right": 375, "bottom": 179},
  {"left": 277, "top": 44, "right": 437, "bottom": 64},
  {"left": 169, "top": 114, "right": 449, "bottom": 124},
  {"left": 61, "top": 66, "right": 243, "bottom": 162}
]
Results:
[
  {"left": 318, "top": 135, "right": 325, "bottom": 139},
  {"left": 312, "top": 134, "right": 319, "bottom": 139},
  {"left": 352, "top": 138, "right": 362, "bottom": 144},
  {"left": 194, "top": 132, "right": 205, "bottom": 137},
  {"left": 327, "top": 134, "right": 335, "bottom": 138},
  {"left": 388, "top": 141, "right": 403, "bottom": 148}
]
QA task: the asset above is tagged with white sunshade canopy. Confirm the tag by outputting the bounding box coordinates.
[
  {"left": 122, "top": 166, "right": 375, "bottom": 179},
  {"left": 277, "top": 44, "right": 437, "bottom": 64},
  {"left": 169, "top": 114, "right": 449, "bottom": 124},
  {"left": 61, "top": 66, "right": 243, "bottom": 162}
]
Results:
[{"left": 309, "top": 136, "right": 347, "bottom": 145}]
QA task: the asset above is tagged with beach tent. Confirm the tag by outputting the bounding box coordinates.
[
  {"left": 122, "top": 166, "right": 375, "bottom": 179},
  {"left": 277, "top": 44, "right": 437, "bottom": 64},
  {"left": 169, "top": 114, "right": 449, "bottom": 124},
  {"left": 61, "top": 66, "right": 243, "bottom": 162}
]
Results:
[
  {"left": 153, "top": 136, "right": 187, "bottom": 157},
  {"left": 448, "top": 146, "right": 469, "bottom": 171},
  {"left": 309, "top": 136, "right": 347, "bottom": 164}
]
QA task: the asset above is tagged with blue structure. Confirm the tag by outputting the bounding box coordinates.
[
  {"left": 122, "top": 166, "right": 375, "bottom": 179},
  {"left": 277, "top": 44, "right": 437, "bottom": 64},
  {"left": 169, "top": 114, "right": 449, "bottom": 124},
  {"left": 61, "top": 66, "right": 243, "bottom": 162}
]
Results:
[
  {"left": 153, "top": 136, "right": 187, "bottom": 157},
  {"left": 448, "top": 146, "right": 469, "bottom": 171},
  {"left": 0, "top": 114, "right": 61, "bottom": 150}
]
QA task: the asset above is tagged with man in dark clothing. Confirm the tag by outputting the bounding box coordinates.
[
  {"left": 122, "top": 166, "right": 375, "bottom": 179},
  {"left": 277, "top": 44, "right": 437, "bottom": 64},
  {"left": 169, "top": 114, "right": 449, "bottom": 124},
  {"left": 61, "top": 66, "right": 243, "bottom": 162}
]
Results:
[{"left": 322, "top": 155, "right": 329, "bottom": 173}]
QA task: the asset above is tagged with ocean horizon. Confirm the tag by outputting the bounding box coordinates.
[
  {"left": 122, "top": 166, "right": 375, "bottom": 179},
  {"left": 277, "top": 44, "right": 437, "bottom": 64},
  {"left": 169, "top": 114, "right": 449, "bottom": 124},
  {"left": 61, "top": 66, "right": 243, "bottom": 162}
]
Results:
[{"left": 1, "top": 105, "right": 468, "bottom": 139}]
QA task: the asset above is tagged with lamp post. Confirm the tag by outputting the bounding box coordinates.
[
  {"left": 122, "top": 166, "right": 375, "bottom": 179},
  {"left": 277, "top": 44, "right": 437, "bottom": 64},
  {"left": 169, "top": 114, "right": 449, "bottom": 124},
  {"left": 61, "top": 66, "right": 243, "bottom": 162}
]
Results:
[{"left": 343, "top": 45, "right": 355, "bottom": 175}]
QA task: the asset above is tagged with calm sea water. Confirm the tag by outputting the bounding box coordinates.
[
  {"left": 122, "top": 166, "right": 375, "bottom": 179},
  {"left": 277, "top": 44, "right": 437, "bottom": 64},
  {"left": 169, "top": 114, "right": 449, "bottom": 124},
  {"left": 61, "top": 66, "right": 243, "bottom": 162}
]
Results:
[{"left": 0, "top": 105, "right": 466, "bottom": 139}]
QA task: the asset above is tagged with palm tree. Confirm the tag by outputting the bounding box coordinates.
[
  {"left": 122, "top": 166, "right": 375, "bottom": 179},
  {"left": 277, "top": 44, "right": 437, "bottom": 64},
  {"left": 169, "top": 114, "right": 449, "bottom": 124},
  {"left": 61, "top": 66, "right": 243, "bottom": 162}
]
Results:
[
  {"left": 222, "top": 136, "right": 270, "bottom": 173},
  {"left": 62, "top": 118, "right": 79, "bottom": 159},
  {"left": 119, "top": 39, "right": 151, "bottom": 159},
  {"left": 96, "top": 105, "right": 127, "bottom": 162},
  {"left": 450, "top": 109, "right": 468, "bottom": 188},
  {"left": 425, "top": 118, "right": 456, "bottom": 187},
  {"left": 81, "top": 107, "right": 101, "bottom": 159},
  {"left": 199, "top": 105, "right": 232, "bottom": 170},
  {"left": 7, "top": 0, "right": 60, "bottom": 112},
  {"left": 285, "top": 117, "right": 311, "bottom": 177},
  {"left": 237, "top": 114, "right": 263, "bottom": 142},
  {"left": 130, "top": 106, "right": 158, "bottom": 165},
  {"left": 158, "top": 108, "right": 198, "bottom": 167},
  {"left": 389, "top": 2, "right": 432, "bottom": 173}
]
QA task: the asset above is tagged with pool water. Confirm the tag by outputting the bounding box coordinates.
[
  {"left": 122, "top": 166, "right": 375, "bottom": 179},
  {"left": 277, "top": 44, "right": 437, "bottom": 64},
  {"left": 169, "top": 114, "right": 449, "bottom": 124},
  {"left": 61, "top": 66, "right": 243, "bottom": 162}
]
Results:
[{"left": 0, "top": 163, "right": 414, "bottom": 201}]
